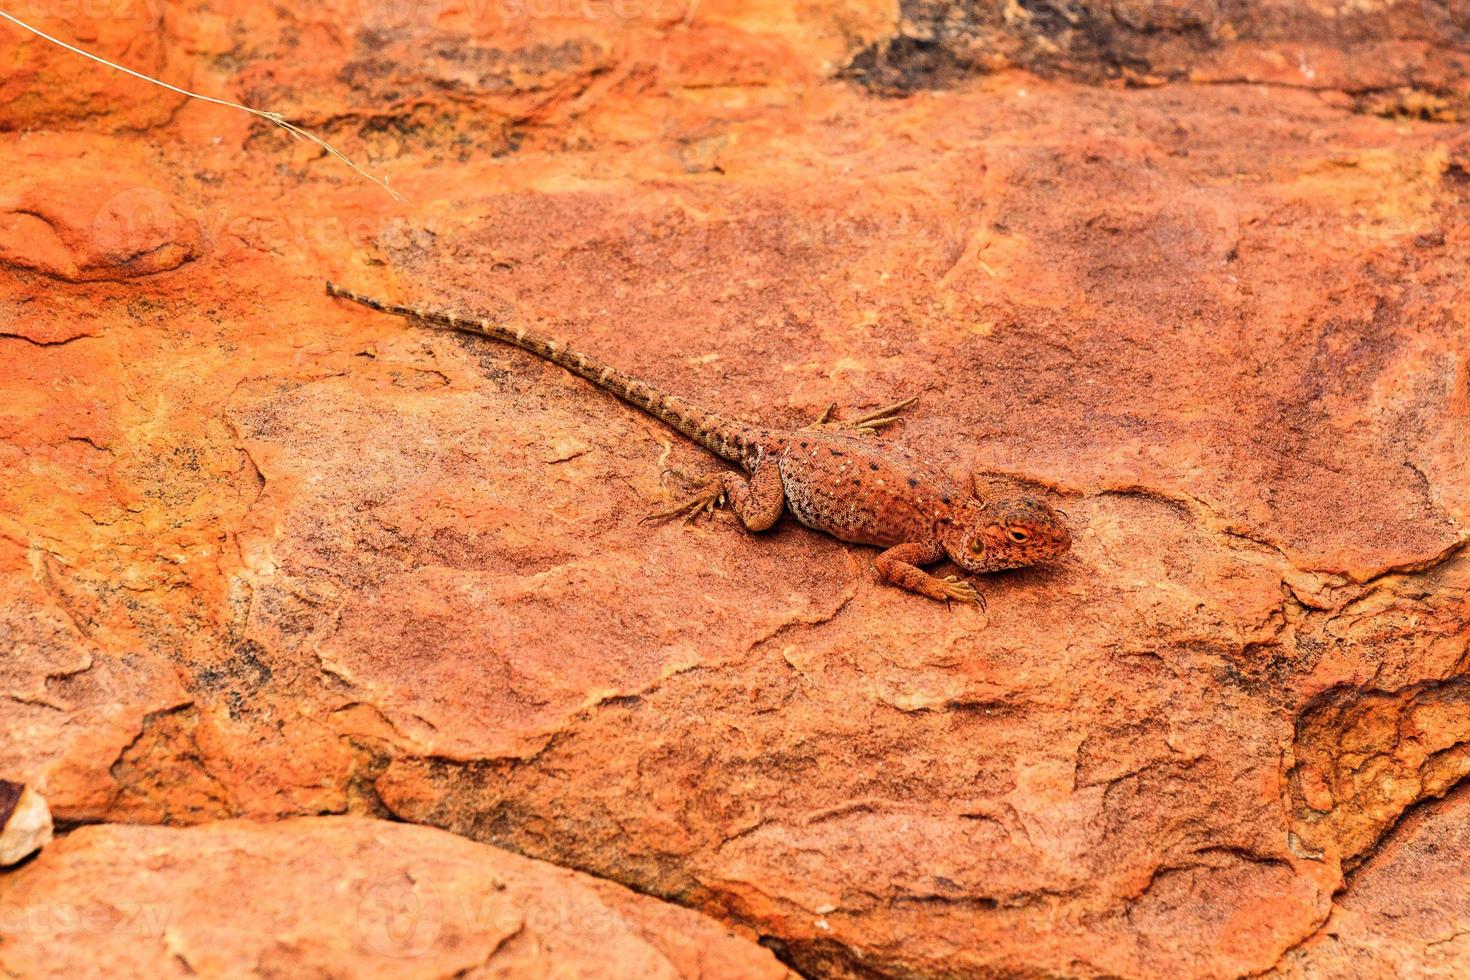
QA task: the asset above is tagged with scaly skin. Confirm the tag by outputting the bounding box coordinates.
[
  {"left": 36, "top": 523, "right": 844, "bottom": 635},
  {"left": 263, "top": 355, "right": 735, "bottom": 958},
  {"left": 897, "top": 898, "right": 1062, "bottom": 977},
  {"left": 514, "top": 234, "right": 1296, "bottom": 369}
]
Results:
[{"left": 326, "top": 283, "right": 1071, "bottom": 604}]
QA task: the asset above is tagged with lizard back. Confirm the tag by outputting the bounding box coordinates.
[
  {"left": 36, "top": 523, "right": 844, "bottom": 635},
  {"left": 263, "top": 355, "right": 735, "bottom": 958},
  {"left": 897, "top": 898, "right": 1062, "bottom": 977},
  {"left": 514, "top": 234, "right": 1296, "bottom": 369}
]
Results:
[{"left": 775, "top": 429, "right": 962, "bottom": 549}]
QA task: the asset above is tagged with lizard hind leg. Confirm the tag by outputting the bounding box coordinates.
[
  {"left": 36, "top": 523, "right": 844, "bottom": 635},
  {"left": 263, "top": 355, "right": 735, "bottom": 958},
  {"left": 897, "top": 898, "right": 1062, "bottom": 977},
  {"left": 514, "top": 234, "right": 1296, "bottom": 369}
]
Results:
[
  {"left": 643, "top": 462, "right": 786, "bottom": 531},
  {"left": 722, "top": 461, "right": 785, "bottom": 532},
  {"left": 806, "top": 396, "right": 919, "bottom": 433}
]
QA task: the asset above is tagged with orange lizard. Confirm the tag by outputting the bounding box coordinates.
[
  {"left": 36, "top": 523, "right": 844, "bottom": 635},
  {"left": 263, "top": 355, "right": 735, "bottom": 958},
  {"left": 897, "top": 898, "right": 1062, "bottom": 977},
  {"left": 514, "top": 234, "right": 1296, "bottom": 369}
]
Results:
[{"left": 327, "top": 283, "right": 1071, "bottom": 604}]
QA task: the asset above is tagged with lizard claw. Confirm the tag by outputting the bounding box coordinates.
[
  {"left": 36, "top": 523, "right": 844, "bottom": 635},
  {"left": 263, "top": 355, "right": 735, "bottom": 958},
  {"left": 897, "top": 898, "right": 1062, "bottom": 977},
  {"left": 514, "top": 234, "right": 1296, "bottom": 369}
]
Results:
[
  {"left": 659, "top": 466, "right": 705, "bottom": 489},
  {"left": 683, "top": 491, "right": 724, "bottom": 523},
  {"left": 849, "top": 395, "right": 918, "bottom": 430},
  {"left": 643, "top": 480, "right": 725, "bottom": 524},
  {"left": 939, "top": 575, "right": 986, "bottom": 609}
]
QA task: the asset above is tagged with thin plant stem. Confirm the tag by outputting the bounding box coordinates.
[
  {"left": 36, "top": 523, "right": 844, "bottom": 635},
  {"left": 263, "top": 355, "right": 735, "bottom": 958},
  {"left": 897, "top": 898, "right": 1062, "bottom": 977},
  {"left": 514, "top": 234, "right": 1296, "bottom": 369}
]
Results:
[{"left": 0, "top": 9, "right": 405, "bottom": 203}]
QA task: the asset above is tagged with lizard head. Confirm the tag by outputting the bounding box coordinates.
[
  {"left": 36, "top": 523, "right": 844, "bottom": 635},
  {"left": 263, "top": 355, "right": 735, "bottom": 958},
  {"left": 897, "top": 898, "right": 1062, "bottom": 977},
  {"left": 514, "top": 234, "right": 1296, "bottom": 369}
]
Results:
[{"left": 942, "top": 496, "right": 1071, "bottom": 574}]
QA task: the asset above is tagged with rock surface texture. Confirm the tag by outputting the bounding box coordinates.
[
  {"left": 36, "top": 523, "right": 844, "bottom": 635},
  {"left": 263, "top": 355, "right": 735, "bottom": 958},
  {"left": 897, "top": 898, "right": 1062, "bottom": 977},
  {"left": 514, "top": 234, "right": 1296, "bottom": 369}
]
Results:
[
  {"left": 0, "top": 817, "right": 795, "bottom": 978},
  {"left": 1, "top": 1, "right": 1468, "bottom": 977}
]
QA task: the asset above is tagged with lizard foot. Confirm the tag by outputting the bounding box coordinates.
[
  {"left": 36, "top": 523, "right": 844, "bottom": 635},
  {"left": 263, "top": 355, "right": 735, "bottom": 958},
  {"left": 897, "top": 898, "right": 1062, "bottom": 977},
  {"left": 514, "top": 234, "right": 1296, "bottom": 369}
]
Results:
[
  {"left": 642, "top": 480, "right": 726, "bottom": 524},
  {"left": 806, "top": 396, "right": 919, "bottom": 433},
  {"left": 939, "top": 575, "right": 986, "bottom": 609},
  {"left": 844, "top": 395, "right": 919, "bottom": 432}
]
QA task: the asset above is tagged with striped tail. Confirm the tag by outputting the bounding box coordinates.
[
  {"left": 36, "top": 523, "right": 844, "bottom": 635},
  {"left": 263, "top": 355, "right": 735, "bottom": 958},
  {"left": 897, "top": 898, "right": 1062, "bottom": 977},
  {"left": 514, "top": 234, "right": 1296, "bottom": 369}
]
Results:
[{"left": 325, "top": 282, "right": 756, "bottom": 465}]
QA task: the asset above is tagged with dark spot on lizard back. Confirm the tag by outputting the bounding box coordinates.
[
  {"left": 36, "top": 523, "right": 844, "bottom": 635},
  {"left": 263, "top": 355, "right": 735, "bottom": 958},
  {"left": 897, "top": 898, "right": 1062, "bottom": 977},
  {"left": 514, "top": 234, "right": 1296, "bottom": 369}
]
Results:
[
  {"left": 869, "top": 462, "right": 879, "bottom": 470},
  {"left": 907, "top": 476, "right": 919, "bottom": 488},
  {"left": 830, "top": 449, "right": 844, "bottom": 456}
]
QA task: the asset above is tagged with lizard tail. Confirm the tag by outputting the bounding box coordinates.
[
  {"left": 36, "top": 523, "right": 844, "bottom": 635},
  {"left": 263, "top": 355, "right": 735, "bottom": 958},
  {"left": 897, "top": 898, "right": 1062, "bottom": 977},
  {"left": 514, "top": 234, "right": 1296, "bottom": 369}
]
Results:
[{"left": 325, "top": 282, "right": 757, "bottom": 466}]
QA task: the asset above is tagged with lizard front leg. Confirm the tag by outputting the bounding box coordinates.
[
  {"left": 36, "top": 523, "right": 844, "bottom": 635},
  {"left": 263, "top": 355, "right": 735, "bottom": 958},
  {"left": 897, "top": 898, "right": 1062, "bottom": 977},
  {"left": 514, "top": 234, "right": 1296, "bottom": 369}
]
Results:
[
  {"left": 874, "top": 541, "right": 984, "bottom": 606},
  {"left": 646, "top": 461, "right": 786, "bottom": 531}
]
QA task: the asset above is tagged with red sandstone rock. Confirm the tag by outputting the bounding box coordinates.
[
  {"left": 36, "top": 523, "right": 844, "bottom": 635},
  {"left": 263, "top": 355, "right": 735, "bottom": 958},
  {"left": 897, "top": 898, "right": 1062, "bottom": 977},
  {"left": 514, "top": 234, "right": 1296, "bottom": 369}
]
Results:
[
  {"left": 1273, "top": 782, "right": 1470, "bottom": 977},
  {"left": 0, "top": 817, "right": 793, "bottom": 977},
  {"left": 0, "top": 1, "right": 1467, "bottom": 977},
  {"left": 0, "top": 6, "right": 180, "bottom": 131}
]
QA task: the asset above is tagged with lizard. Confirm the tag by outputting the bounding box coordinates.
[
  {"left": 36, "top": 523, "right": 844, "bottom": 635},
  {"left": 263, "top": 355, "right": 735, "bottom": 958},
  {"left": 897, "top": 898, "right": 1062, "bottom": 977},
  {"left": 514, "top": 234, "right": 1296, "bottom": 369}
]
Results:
[{"left": 325, "top": 282, "right": 1071, "bottom": 604}]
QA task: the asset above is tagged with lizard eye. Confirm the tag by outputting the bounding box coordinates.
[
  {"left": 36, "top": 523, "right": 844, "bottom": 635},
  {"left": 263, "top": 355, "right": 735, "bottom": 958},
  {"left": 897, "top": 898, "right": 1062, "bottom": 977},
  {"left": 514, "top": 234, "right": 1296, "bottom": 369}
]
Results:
[{"left": 1007, "top": 527, "right": 1031, "bottom": 543}]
